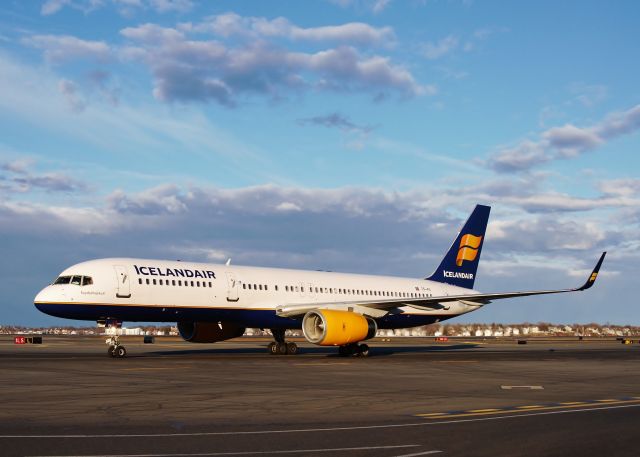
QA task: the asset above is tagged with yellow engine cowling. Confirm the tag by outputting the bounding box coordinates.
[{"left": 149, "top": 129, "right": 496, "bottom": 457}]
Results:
[
  {"left": 302, "top": 309, "right": 377, "bottom": 346},
  {"left": 177, "top": 321, "right": 245, "bottom": 343}
]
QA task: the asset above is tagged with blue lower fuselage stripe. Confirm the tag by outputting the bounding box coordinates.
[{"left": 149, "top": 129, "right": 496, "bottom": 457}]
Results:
[{"left": 35, "top": 302, "right": 454, "bottom": 329}]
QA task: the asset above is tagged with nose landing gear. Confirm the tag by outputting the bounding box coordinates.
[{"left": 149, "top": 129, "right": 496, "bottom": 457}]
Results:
[{"left": 106, "top": 335, "right": 127, "bottom": 358}]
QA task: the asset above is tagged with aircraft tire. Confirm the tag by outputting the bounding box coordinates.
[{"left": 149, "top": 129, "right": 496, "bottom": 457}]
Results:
[
  {"left": 286, "top": 342, "right": 298, "bottom": 355},
  {"left": 108, "top": 345, "right": 116, "bottom": 357},
  {"left": 268, "top": 342, "right": 278, "bottom": 355},
  {"left": 277, "top": 342, "right": 288, "bottom": 355},
  {"left": 358, "top": 344, "right": 369, "bottom": 357},
  {"left": 115, "top": 346, "right": 127, "bottom": 358}
]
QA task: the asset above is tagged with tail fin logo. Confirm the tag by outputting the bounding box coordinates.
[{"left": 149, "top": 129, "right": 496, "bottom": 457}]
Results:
[{"left": 456, "top": 234, "right": 483, "bottom": 266}]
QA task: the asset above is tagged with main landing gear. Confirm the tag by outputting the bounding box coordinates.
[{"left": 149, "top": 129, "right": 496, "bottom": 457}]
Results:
[
  {"left": 106, "top": 335, "right": 127, "bottom": 358},
  {"left": 338, "top": 343, "right": 370, "bottom": 357},
  {"left": 268, "top": 329, "right": 298, "bottom": 355}
]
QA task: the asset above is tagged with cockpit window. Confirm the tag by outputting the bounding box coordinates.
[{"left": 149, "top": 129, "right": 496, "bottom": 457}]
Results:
[{"left": 53, "top": 275, "right": 93, "bottom": 286}]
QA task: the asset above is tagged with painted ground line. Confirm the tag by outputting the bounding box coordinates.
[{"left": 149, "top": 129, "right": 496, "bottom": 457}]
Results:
[
  {"left": 27, "top": 444, "right": 421, "bottom": 457},
  {"left": 500, "top": 385, "right": 544, "bottom": 390},
  {"left": 3, "top": 403, "right": 640, "bottom": 439},
  {"left": 416, "top": 398, "right": 640, "bottom": 419},
  {"left": 392, "top": 451, "right": 443, "bottom": 457}
]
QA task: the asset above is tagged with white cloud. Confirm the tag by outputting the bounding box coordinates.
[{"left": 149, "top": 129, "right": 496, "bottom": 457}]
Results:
[
  {"left": 598, "top": 178, "right": 640, "bottom": 197},
  {"left": 185, "top": 13, "right": 395, "bottom": 46},
  {"left": 41, "top": 0, "right": 72, "bottom": 15},
  {"left": 542, "top": 124, "right": 602, "bottom": 157},
  {"left": 422, "top": 35, "right": 458, "bottom": 60},
  {"left": 487, "top": 104, "right": 640, "bottom": 173},
  {"left": 23, "top": 34, "right": 110, "bottom": 63},
  {"left": 275, "top": 202, "right": 302, "bottom": 212},
  {"left": 118, "top": 22, "right": 427, "bottom": 105},
  {"left": 40, "top": 0, "right": 193, "bottom": 16},
  {"left": 1, "top": 158, "right": 87, "bottom": 193}
]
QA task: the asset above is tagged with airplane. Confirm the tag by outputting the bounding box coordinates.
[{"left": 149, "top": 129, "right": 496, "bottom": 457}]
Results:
[{"left": 34, "top": 205, "right": 606, "bottom": 358}]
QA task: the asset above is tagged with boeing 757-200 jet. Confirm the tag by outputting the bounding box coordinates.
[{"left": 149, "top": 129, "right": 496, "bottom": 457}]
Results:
[{"left": 34, "top": 205, "right": 606, "bottom": 357}]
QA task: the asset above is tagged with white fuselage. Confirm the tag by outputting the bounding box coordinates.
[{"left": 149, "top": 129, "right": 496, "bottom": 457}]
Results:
[{"left": 34, "top": 258, "right": 481, "bottom": 329}]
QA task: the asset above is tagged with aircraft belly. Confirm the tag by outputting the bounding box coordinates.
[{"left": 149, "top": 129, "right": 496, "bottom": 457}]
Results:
[{"left": 34, "top": 302, "right": 298, "bottom": 328}]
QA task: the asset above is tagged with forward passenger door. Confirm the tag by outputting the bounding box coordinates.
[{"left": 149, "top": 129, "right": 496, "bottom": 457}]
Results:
[{"left": 114, "top": 265, "right": 131, "bottom": 298}]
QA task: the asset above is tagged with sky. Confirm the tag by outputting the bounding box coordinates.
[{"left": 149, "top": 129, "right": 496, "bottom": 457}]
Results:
[{"left": 0, "top": 0, "right": 639, "bottom": 326}]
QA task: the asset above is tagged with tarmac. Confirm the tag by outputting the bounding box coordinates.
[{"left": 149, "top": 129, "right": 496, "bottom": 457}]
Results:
[{"left": 1, "top": 335, "right": 639, "bottom": 457}]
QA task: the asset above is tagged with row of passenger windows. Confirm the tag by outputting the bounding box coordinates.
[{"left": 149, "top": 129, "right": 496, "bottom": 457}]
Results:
[
  {"left": 244, "top": 283, "right": 430, "bottom": 298},
  {"left": 53, "top": 275, "right": 93, "bottom": 286},
  {"left": 138, "top": 278, "right": 213, "bottom": 288},
  {"left": 137, "top": 277, "right": 430, "bottom": 299}
]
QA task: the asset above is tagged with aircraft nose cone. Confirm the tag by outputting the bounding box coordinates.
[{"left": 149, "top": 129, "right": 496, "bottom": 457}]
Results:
[{"left": 34, "top": 286, "right": 51, "bottom": 305}]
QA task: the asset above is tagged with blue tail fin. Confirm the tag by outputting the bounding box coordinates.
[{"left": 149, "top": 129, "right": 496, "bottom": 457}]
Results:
[{"left": 426, "top": 204, "right": 491, "bottom": 289}]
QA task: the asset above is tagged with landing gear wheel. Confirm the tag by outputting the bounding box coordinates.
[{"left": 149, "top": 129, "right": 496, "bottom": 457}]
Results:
[
  {"left": 286, "top": 342, "right": 298, "bottom": 355},
  {"left": 108, "top": 345, "right": 116, "bottom": 357},
  {"left": 277, "top": 342, "right": 288, "bottom": 355},
  {"left": 338, "top": 343, "right": 369, "bottom": 357},
  {"left": 115, "top": 346, "right": 127, "bottom": 358},
  {"left": 268, "top": 342, "right": 278, "bottom": 355}
]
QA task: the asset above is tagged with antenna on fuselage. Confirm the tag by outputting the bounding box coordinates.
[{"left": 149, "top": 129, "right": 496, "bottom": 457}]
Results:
[{"left": 225, "top": 258, "right": 231, "bottom": 266}]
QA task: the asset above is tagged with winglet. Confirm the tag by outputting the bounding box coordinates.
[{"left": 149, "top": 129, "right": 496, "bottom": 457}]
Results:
[{"left": 577, "top": 252, "right": 606, "bottom": 291}]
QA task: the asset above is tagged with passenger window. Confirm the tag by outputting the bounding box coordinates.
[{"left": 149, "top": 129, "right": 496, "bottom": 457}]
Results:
[
  {"left": 197, "top": 281, "right": 200, "bottom": 287},
  {"left": 265, "top": 285, "right": 268, "bottom": 291},
  {"left": 259, "top": 285, "right": 262, "bottom": 291},
  {"left": 172, "top": 280, "right": 176, "bottom": 286},
  {"left": 178, "top": 280, "right": 182, "bottom": 286},
  {"left": 275, "top": 285, "right": 278, "bottom": 291},
  {"left": 295, "top": 286, "right": 299, "bottom": 292},
  {"left": 138, "top": 278, "right": 142, "bottom": 285},
  {"left": 243, "top": 284, "right": 246, "bottom": 289},
  {"left": 159, "top": 279, "right": 163, "bottom": 285},
  {"left": 209, "top": 282, "right": 212, "bottom": 287},
  {"left": 153, "top": 279, "right": 157, "bottom": 285},
  {"left": 191, "top": 281, "right": 194, "bottom": 287},
  {"left": 146, "top": 278, "right": 150, "bottom": 285}
]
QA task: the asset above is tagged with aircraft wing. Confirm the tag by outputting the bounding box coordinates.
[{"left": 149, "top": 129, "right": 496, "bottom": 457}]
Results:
[{"left": 276, "top": 252, "right": 606, "bottom": 319}]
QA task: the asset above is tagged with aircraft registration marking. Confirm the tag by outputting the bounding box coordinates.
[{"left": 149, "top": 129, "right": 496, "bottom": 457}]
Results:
[{"left": 415, "top": 396, "right": 640, "bottom": 419}]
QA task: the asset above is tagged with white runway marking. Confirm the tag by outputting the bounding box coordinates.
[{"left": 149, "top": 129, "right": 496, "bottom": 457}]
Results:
[
  {"left": 392, "top": 450, "right": 443, "bottom": 457},
  {"left": 3, "top": 403, "right": 639, "bottom": 440},
  {"left": 27, "top": 444, "right": 421, "bottom": 457},
  {"left": 501, "top": 385, "right": 544, "bottom": 390}
]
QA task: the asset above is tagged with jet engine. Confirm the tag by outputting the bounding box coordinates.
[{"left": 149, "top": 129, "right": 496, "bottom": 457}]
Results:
[
  {"left": 178, "top": 321, "right": 246, "bottom": 343},
  {"left": 302, "top": 309, "right": 377, "bottom": 346}
]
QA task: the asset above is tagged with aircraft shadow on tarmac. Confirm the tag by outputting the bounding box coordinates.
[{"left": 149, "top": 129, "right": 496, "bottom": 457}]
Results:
[{"left": 147, "top": 344, "right": 479, "bottom": 357}]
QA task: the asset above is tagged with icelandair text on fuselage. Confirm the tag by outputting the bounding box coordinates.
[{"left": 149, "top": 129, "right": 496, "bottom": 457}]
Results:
[
  {"left": 134, "top": 265, "right": 216, "bottom": 279},
  {"left": 443, "top": 270, "right": 474, "bottom": 279}
]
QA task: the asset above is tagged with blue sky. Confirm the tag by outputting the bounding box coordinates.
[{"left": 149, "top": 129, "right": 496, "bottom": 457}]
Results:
[{"left": 0, "top": 0, "right": 638, "bottom": 326}]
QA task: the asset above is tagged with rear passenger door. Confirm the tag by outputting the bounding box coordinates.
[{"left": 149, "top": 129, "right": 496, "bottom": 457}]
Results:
[{"left": 226, "top": 272, "right": 239, "bottom": 302}]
